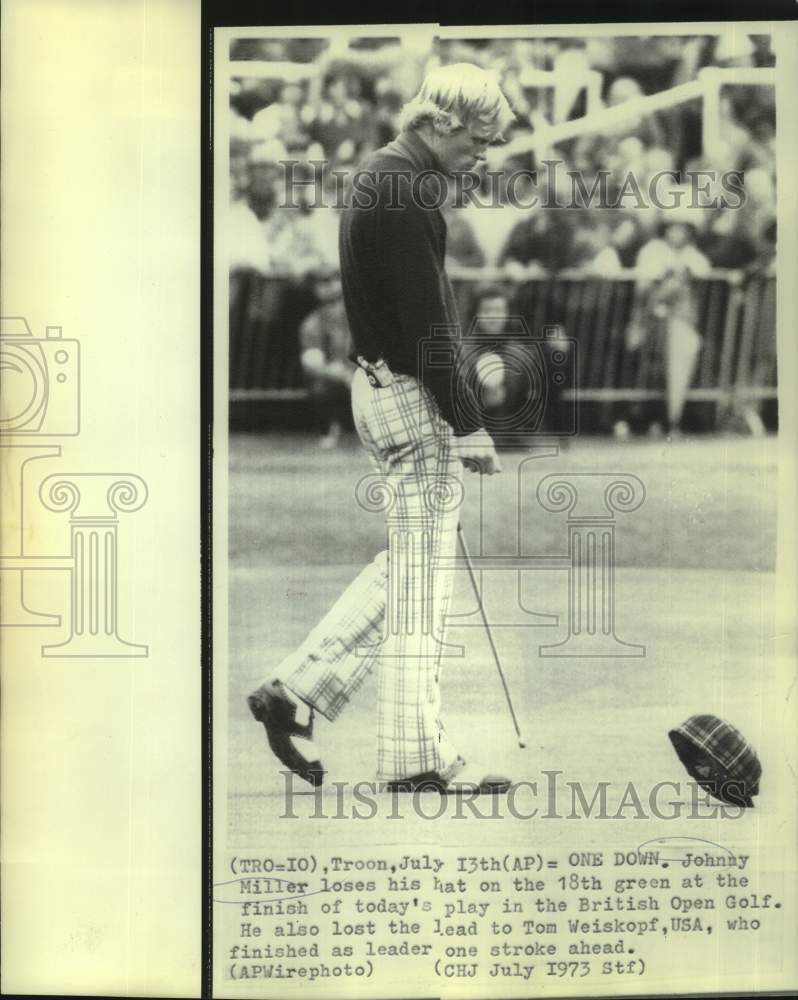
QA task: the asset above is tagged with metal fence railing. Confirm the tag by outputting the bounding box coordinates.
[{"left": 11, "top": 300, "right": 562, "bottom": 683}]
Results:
[{"left": 229, "top": 267, "right": 777, "bottom": 429}]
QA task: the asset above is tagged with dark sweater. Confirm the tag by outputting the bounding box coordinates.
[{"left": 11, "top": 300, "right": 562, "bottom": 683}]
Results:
[{"left": 339, "top": 129, "right": 480, "bottom": 435}]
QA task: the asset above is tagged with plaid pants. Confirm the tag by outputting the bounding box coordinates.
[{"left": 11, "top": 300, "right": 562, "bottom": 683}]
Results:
[{"left": 276, "top": 367, "right": 465, "bottom": 781}]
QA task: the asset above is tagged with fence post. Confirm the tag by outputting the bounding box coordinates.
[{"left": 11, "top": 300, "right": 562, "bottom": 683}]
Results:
[{"left": 716, "top": 271, "right": 745, "bottom": 424}]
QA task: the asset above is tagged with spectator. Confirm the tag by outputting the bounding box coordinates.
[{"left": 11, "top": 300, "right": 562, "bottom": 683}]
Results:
[
  {"left": 611, "top": 212, "right": 646, "bottom": 268},
  {"left": 635, "top": 218, "right": 710, "bottom": 281},
  {"left": 468, "top": 285, "right": 512, "bottom": 413},
  {"left": 469, "top": 284, "right": 573, "bottom": 436},
  {"left": 443, "top": 190, "right": 486, "bottom": 268},
  {"left": 752, "top": 218, "right": 777, "bottom": 272},
  {"left": 641, "top": 145, "right": 676, "bottom": 187},
  {"left": 461, "top": 168, "right": 522, "bottom": 266},
  {"left": 298, "top": 268, "right": 356, "bottom": 448},
  {"left": 229, "top": 139, "right": 287, "bottom": 273},
  {"left": 250, "top": 81, "right": 313, "bottom": 152},
  {"left": 373, "top": 76, "right": 404, "bottom": 146},
  {"left": 701, "top": 210, "right": 757, "bottom": 270},
  {"left": 713, "top": 33, "right": 755, "bottom": 68},
  {"left": 625, "top": 218, "right": 711, "bottom": 435},
  {"left": 607, "top": 134, "right": 646, "bottom": 189},
  {"left": 579, "top": 216, "right": 624, "bottom": 274},
  {"left": 498, "top": 207, "right": 580, "bottom": 272},
  {"left": 261, "top": 160, "right": 340, "bottom": 277},
  {"left": 470, "top": 284, "right": 513, "bottom": 338},
  {"left": 268, "top": 198, "right": 340, "bottom": 277},
  {"left": 572, "top": 75, "right": 667, "bottom": 173},
  {"left": 310, "top": 74, "right": 375, "bottom": 164},
  {"left": 737, "top": 167, "right": 776, "bottom": 250},
  {"left": 229, "top": 191, "right": 271, "bottom": 273},
  {"left": 246, "top": 139, "right": 285, "bottom": 220}
]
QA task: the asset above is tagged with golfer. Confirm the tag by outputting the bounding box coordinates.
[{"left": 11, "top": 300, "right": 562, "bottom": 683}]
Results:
[{"left": 248, "top": 64, "right": 516, "bottom": 792}]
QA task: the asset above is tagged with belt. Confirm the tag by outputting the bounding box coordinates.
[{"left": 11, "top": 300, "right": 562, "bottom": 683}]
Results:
[{"left": 356, "top": 355, "right": 395, "bottom": 388}]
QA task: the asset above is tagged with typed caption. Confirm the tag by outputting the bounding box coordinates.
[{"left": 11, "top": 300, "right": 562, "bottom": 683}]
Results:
[{"left": 215, "top": 844, "right": 782, "bottom": 989}]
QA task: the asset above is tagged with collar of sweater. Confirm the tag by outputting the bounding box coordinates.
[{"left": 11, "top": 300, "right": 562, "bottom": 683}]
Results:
[{"left": 384, "top": 128, "right": 448, "bottom": 178}]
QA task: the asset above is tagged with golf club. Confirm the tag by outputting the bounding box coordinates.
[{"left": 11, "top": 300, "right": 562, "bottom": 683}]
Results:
[{"left": 456, "top": 522, "right": 527, "bottom": 749}]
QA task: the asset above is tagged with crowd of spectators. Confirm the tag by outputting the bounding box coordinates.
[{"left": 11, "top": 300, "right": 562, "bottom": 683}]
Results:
[
  {"left": 229, "top": 31, "right": 777, "bottom": 280},
  {"left": 228, "top": 32, "right": 777, "bottom": 440}
]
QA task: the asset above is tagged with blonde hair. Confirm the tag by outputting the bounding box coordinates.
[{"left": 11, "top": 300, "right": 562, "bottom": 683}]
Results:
[{"left": 399, "top": 63, "right": 515, "bottom": 139}]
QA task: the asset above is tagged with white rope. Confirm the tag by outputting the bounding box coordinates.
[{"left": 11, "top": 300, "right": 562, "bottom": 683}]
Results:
[{"left": 490, "top": 66, "right": 775, "bottom": 164}]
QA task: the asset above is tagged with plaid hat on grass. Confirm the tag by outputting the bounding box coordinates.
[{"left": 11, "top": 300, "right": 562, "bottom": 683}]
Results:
[{"left": 668, "top": 714, "right": 761, "bottom": 808}]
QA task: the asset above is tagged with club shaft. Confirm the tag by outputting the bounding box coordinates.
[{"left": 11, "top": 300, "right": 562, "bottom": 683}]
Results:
[{"left": 457, "top": 523, "right": 523, "bottom": 740}]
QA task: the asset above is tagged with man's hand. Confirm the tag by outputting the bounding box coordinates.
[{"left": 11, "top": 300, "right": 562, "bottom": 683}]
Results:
[{"left": 452, "top": 428, "right": 502, "bottom": 475}]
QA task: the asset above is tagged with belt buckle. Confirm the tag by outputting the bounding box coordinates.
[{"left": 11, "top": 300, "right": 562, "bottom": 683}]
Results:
[{"left": 357, "top": 355, "right": 395, "bottom": 388}]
